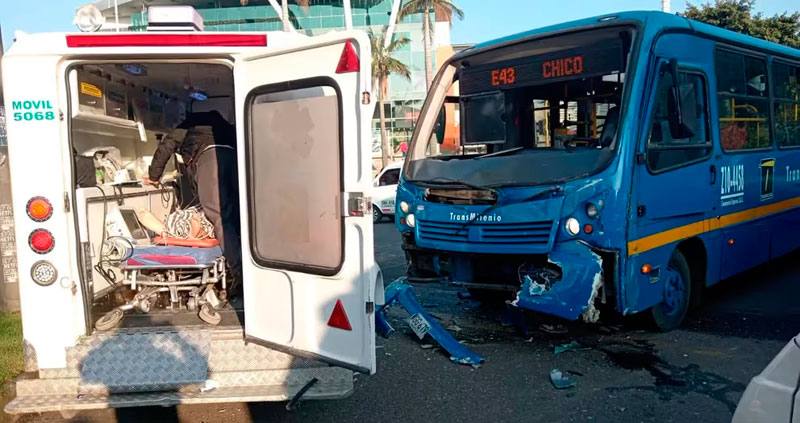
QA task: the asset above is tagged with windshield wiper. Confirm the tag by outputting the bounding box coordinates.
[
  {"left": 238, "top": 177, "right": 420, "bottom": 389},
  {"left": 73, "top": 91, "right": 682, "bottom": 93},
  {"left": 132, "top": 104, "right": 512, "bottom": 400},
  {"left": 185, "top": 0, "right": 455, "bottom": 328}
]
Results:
[
  {"left": 475, "top": 146, "right": 525, "bottom": 160},
  {"left": 457, "top": 186, "right": 563, "bottom": 233}
]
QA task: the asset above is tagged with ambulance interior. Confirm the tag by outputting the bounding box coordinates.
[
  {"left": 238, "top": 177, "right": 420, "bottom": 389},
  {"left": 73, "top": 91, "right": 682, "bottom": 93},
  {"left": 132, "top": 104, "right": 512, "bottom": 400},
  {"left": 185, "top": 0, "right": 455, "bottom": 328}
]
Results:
[{"left": 68, "top": 62, "right": 240, "bottom": 331}]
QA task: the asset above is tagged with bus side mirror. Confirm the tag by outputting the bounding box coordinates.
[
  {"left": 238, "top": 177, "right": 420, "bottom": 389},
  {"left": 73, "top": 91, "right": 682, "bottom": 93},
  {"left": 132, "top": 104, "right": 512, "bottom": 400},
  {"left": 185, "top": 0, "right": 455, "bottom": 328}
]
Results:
[
  {"left": 667, "top": 59, "right": 698, "bottom": 139},
  {"left": 434, "top": 107, "right": 446, "bottom": 144}
]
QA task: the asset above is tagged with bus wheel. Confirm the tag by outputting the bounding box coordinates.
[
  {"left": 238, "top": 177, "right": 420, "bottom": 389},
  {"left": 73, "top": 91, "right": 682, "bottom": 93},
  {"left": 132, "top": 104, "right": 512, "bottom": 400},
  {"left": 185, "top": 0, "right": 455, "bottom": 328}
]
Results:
[
  {"left": 650, "top": 250, "right": 691, "bottom": 331},
  {"left": 373, "top": 205, "right": 383, "bottom": 224}
]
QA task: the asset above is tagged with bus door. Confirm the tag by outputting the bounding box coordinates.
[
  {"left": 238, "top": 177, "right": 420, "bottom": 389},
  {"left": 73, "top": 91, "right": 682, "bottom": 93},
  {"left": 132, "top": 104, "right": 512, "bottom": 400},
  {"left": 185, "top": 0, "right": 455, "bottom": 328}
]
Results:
[
  {"left": 234, "top": 32, "right": 376, "bottom": 374},
  {"left": 630, "top": 34, "right": 717, "bottom": 307}
]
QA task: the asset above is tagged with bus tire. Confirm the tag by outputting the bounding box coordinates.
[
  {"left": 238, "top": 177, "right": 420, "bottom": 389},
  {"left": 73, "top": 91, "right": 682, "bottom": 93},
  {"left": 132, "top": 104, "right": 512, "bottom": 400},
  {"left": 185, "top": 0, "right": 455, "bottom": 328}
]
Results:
[
  {"left": 373, "top": 205, "right": 383, "bottom": 224},
  {"left": 650, "top": 250, "right": 691, "bottom": 331}
]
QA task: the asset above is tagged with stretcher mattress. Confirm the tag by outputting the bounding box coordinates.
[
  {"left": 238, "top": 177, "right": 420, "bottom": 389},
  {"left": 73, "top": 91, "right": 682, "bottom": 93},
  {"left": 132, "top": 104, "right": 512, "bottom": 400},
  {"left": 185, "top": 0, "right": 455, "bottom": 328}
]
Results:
[{"left": 123, "top": 245, "right": 223, "bottom": 268}]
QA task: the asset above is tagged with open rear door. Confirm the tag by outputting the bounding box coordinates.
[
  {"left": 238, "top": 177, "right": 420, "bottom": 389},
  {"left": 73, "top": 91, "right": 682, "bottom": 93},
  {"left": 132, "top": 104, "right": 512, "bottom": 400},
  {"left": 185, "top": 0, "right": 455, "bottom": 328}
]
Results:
[{"left": 234, "top": 32, "right": 376, "bottom": 373}]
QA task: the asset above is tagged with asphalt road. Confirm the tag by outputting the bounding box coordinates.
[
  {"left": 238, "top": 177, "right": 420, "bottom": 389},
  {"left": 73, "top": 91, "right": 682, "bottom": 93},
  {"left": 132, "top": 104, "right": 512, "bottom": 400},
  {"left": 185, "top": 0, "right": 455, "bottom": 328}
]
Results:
[{"left": 7, "top": 222, "right": 800, "bottom": 423}]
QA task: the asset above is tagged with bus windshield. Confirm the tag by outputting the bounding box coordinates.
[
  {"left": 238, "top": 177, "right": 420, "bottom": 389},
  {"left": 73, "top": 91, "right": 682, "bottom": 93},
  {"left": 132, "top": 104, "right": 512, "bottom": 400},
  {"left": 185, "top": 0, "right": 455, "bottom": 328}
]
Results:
[{"left": 406, "top": 27, "right": 635, "bottom": 188}]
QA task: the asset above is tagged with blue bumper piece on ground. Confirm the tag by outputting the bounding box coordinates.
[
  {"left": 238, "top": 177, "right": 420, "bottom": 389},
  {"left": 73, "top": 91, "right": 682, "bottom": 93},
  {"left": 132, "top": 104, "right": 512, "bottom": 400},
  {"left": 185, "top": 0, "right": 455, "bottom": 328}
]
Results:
[
  {"left": 378, "top": 279, "right": 485, "bottom": 366},
  {"left": 512, "top": 242, "right": 603, "bottom": 321}
]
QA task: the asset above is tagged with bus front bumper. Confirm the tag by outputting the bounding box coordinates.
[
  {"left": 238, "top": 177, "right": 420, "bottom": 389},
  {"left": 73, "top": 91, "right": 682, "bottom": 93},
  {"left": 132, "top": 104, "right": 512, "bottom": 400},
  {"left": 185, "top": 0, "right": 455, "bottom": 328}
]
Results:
[
  {"left": 403, "top": 236, "right": 605, "bottom": 322},
  {"left": 511, "top": 241, "right": 603, "bottom": 322}
]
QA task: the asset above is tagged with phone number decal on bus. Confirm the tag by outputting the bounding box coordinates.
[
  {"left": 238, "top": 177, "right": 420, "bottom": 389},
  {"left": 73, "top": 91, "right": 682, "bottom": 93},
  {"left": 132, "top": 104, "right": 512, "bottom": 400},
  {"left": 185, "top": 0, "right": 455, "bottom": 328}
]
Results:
[{"left": 11, "top": 100, "right": 56, "bottom": 122}]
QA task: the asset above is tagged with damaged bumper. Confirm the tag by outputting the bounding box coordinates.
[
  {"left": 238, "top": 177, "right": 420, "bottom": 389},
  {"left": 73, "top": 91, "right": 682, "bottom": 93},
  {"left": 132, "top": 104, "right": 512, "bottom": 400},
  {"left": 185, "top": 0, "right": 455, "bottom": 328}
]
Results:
[{"left": 511, "top": 242, "right": 603, "bottom": 322}]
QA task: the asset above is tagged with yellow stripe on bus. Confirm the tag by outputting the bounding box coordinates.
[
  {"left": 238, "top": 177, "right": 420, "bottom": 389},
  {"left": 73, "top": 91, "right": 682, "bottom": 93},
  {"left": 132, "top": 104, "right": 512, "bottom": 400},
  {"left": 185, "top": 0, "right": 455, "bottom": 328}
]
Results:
[{"left": 627, "top": 195, "right": 800, "bottom": 257}]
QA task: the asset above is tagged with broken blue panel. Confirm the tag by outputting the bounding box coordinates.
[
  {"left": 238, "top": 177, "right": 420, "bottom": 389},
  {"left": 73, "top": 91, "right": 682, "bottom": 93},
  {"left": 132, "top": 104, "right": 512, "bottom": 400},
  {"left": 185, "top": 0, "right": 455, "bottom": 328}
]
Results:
[
  {"left": 512, "top": 241, "right": 603, "bottom": 321},
  {"left": 381, "top": 280, "right": 484, "bottom": 366},
  {"left": 375, "top": 308, "right": 394, "bottom": 338}
]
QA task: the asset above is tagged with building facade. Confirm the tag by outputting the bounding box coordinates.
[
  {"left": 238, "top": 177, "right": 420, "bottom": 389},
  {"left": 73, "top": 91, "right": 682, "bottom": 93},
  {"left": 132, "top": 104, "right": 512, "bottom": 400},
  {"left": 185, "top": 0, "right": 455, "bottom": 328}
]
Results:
[{"left": 87, "top": 0, "right": 454, "bottom": 163}]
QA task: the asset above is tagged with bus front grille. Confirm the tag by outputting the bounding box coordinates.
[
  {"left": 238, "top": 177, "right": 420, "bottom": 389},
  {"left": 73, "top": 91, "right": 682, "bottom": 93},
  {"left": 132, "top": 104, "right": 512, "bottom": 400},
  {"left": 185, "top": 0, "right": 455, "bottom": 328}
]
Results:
[{"left": 417, "top": 219, "right": 554, "bottom": 246}]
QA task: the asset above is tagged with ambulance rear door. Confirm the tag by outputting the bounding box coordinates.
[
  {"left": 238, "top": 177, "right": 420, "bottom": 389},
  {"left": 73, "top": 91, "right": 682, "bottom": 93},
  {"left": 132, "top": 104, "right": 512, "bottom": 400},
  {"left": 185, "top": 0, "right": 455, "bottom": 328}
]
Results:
[{"left": 234, "top": 31, "right": 377, "bottom": 373}]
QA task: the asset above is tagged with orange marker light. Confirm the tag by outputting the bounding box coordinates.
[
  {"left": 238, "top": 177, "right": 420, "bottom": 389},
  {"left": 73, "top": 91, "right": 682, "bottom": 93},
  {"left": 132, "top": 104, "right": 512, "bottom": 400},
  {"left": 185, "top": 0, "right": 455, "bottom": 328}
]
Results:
[
  {"left": 728, "top": 238, "right": 735, "bottom": 245},
  {"left": 641, "top": 264, "right": 652, "bottom": 274},
  {"left": 27, "top": 197, "right": 53, "bottom": 222},
  {"left": 583, "top": 224, "right": 593, "bottom": 234}
]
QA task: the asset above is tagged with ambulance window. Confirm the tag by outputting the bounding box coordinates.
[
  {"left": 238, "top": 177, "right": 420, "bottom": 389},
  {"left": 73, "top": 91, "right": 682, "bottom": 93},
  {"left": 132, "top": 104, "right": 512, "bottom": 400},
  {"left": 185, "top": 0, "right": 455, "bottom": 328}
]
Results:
[{"left": 246, "top": 82, "right": 342, "bottom": 274}]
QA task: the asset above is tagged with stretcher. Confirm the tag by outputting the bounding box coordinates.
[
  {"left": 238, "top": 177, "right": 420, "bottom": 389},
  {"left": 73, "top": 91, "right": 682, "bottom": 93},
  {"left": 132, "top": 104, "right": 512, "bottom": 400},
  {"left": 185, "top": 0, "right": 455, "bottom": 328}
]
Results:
[{"left": 95, "top": 244, "right": 227, "bottom": 331}]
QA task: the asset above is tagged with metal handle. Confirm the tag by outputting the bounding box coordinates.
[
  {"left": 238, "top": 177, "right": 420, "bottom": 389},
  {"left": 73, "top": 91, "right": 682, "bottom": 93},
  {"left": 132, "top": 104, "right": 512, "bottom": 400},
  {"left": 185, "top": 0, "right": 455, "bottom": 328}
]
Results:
[{"left": 710, "top": 165, "right": 717, "bottom": 185}]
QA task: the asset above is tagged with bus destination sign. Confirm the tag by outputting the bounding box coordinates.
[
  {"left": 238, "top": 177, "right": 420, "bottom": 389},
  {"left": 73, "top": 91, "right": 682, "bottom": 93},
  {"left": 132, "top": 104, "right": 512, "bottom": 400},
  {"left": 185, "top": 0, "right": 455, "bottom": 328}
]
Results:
[{"left": 460, "top": 39, "right": 622, "bottom": 95}]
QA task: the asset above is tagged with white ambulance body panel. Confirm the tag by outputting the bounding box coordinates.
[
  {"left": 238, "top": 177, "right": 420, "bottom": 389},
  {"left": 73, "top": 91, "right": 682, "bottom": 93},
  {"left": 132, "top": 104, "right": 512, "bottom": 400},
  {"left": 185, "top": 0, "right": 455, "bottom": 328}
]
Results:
[{"left": 2, "top": 29, "right": 378, "bottom": 414}]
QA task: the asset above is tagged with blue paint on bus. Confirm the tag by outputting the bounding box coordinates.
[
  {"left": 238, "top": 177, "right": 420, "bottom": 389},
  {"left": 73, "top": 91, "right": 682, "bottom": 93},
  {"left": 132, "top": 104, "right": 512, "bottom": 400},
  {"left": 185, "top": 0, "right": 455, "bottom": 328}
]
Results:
[{"left": 394, "top": 11, "right": 800, "bottom": 328}]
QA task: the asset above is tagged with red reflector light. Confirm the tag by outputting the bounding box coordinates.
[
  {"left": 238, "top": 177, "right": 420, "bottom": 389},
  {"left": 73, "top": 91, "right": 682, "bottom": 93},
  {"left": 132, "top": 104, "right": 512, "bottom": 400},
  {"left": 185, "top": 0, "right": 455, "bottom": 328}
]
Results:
[
  {"left": 27, "top": 197, "right": 53, "bottom": 222},
  {"left": 336, "top": 40, "right": 360, "bottom": 74},
  {"left": 327, "top": 299, "right": 352, "bottom": 331},
  {"left": 66, "top": 33, "right": 267, "bottom": 48},
  {"left": 583, "top": 224, "right": 593, "bottom": 234},
  {"left": 29, "top": 229, "right": 55, "bottom": 254},
  {"left": 641, "top": 264, "right": 652, "bottom": 274}
]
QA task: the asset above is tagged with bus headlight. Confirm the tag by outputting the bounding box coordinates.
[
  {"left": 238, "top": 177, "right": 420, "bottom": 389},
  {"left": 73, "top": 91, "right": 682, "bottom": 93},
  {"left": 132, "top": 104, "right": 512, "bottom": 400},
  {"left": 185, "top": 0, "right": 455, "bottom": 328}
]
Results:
[
  {"left": 565, "top": 217, "right": 580, "bottom": 236},
  {"left": 31, "top": 260, "right": 57, "bottom": 286},
  {"left": 406, "top": 214, "right": 416, "bottom": 228},
  {"left": 400, "top": 201, "right": 410, "bottom": 214},
  {"left": 585, "top": 202, "right": 599, "bottom": 219}
]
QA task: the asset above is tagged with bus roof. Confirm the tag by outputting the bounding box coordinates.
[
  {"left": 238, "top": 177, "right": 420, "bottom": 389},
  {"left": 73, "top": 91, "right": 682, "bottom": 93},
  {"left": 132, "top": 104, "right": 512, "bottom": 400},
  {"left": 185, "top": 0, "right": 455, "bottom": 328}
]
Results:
[{"left": 463, "top": 10, "right": 800, "bottom": 62}]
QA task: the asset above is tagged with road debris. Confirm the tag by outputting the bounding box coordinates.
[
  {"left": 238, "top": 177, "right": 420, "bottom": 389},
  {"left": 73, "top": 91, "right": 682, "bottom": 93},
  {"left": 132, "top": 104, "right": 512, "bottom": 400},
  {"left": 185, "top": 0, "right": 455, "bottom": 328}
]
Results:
[
  {"left": 377, "top": 279, "right": 485, "bottom": 366},
  {"left": 550, "top": 368, "right": 575, "bottom": 389},
  {"left": 554, "top": 341, "right": 589, "bottom": 355},
  {"left": 539, "top": 323, "right": 568, "bottom": 334}
]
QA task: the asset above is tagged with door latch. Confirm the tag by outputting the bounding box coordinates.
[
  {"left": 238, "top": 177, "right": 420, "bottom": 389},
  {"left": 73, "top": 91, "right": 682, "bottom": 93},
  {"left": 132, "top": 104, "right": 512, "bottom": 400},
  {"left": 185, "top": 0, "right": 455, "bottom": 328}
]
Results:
[
  {"left": 346, "top": 192, "right": 371, "bottom": 217},
  {"left": 637, "top": 205, "right": 646, "bottom": 217}
]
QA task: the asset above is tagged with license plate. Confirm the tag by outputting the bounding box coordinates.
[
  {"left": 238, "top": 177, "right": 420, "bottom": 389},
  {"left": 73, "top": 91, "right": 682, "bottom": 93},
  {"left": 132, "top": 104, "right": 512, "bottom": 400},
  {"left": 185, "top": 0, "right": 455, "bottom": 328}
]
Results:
[
  {"left": 407, "top": 313, "right": 431, "bottom": 340},
  {"left": 382, "top": 200, "right": 395, "bottom": 208}
]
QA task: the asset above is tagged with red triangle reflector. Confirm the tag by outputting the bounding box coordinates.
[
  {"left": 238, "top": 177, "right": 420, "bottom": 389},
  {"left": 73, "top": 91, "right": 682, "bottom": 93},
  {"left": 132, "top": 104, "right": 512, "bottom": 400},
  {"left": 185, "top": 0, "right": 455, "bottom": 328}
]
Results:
[
  {"left": 336, "top": 40, "right": 360, "bottom": 74},
  {"left": 327, "top": 299, "right": 352, "bottom": 331}
]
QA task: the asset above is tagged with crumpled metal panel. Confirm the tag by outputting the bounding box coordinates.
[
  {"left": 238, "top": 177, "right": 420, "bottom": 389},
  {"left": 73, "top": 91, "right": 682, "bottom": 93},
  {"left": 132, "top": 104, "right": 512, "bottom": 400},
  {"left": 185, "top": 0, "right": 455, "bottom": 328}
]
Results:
[
  {"left": 512, "top": 241, "right": 603, "bottom": 321},
  {"left": 76, "top": 330, "right": 210, "bottom": 394},
  {"left": 5, "top": 367, "right": 354, "bottom": 415}
]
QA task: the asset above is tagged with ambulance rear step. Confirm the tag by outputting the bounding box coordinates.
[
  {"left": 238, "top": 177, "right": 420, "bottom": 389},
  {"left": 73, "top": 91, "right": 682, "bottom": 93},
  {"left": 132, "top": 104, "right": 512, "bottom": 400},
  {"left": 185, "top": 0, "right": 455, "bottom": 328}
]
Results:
[{"left": 5, "top": 327, "right": 353, "bottom": 415}]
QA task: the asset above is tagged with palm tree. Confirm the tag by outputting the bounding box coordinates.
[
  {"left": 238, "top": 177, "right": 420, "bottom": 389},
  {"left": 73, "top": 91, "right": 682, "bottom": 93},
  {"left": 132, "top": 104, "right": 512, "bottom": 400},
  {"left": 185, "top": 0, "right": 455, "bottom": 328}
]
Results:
[
  {"left": 398, "top": 0, "right": 464, "bottom": 89},
  {"left": 371, "top": 29, "right": 411, "bottom": 169}
]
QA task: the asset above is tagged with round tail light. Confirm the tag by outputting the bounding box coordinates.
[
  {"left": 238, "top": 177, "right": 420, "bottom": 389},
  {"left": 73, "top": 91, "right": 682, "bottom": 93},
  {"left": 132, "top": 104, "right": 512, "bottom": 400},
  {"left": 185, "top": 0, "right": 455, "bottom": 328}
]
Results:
[
  {"left": 29, "top": 229, "right": 55, "bottom": 254},
  {"left": 31, "top": 260, "right": 58, "bottom": 286},
  {"left": 27, "top": 197, "right": 53, "bottom": 222}
]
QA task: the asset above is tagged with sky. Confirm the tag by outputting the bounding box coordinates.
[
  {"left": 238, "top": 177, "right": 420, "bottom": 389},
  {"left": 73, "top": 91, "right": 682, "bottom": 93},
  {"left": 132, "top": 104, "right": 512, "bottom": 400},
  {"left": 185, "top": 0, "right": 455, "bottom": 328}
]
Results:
[{"left": 1, "top": 0, "right": 797, "bottom": 51}]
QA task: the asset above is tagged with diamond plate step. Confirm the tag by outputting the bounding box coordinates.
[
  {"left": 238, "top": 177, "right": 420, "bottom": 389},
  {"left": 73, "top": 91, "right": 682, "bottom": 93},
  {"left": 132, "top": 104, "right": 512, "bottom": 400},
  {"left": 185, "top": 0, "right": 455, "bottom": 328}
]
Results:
[
  {"left": 39, "top": 328, "right": 323, "bottom": 380},
  {"left": 6, "top": 367, "right": 353, "bottom": 415}
]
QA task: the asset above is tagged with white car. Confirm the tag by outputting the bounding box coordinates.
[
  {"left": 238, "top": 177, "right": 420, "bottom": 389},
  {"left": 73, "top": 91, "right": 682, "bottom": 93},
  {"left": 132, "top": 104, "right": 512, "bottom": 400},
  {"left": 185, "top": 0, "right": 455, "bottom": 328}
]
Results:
[
  {"left": 371, "top": 161, "right": 403, "bottom": 223},
  {"left": 732, "top": 332, "right": 800, "bottom": 422}
]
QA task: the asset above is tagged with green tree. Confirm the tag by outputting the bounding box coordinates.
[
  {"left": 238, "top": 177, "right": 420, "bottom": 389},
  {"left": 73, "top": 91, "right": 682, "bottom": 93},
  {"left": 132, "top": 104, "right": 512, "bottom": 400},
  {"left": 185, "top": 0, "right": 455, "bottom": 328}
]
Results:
[
  {"left": 681, "top": 0, "right": 800, "bottom": 48},
  {"left": 370, "top": 29, "right": 411, "bottom": 169},
  {"left": 398, "top": 0, "right": 464, "bottom": 89}
]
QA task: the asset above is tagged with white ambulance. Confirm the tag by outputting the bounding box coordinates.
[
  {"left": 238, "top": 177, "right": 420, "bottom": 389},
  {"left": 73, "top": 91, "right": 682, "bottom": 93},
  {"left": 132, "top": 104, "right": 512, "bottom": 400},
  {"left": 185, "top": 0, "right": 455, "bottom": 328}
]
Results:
[{"left": 2, "top": 6, "right": 381, "bottom": 416}]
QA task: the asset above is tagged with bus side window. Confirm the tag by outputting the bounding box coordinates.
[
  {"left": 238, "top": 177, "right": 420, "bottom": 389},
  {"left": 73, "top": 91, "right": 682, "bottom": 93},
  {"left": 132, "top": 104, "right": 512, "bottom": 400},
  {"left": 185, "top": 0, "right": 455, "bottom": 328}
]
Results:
[
  {"left": 716, "top": 50, "right": 771, "bottom": 151},
  {"left": 647, "top": 71, "right": 711, "bottom": 172},
  {"left": 773, "top": 62, "right": 800, "bottom": 147}
]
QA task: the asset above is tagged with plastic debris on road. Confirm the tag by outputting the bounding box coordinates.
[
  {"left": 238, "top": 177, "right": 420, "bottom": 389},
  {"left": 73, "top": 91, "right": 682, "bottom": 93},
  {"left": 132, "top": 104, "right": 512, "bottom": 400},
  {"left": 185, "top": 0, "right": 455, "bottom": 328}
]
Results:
[
  {"left": 554, "top": 341, "right": 587, "bottom": 355},
  {"left": 376, "top": 278, "right": 485, "bottom": 366},
  {"left": 550, "top": 368, "right": 575, "bottom": 389}
]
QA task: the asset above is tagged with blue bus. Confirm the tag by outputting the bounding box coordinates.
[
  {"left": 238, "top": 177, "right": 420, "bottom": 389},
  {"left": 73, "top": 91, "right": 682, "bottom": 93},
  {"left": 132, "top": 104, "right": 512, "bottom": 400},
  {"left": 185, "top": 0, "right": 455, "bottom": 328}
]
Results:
[{"left": 394, "top": 11, "right": 800, "bottom": 330}]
